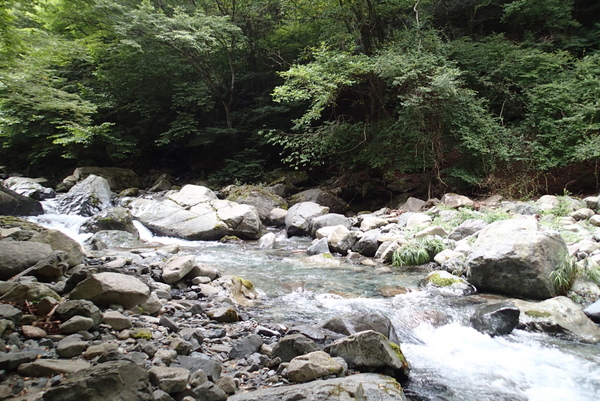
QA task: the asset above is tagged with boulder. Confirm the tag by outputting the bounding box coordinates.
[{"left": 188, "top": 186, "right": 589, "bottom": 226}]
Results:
[
  {"left": 419, "top": 271, "right": 476, "bottom": 296},
  {"left": 307, "top": 237, "right": 330, "bottom": 256},
  {"left": 352, "top": 229, "right": 380, "bottom": 257},
  {"left": 19, "top": 359, "right": 92, "bottom": 377},
  {"left": 257, "top": 232, "right": 276, "bottom": 249},
  {"left": 56, "top": 335, "right": 89, "bottom": 358},
  {"left": 359, "top": 215, "right": 389, "bottom": 231},
  {"left": 4, "top": 176, "right": 55, "bottom": 200},
  {"left": 0, "top": 241, "right": 53, "bottom": 280},
  {"left": 271, "top": 334, "right": 321, "bottom": 362},
  {"left": 324, "top": 330, "right": 410, "bottom": 381},
  {"left": 227, "top": 373, "right": 407, "bottom": 401},
  {"left": 30, "top": 228, "right": 84, "bottom": 267},
  {"left": 317, "top": 225, "right": 358, "bottom": 255},
  {"left": 88, "top": 230, "right": 144, "bottom": 250},
  {"left": 40, "top": 360, "right": 153, "bottom": 401},
  {"left": 69, "top": 272, "right": 150, "bottom": 309},
  {"left": 223, "top": 184, "right": 288, "bottom": 223},
  {"left": 440, "top": 193, "right": 474, "bottom": 209},
  {"left": 398, "top": 197, "right": 426, "bottom": 212},
  {"left": 213, "top": 199, "right": 264, "bottom": 239},
  {"left": 583, "top": 300, "right": 600, "bottom": 323},
  {"left": 310, "top": 213, "right": 352, "bottom": 237},
  {"left": 167, "top": 184, "right": 218, "bottom": 207},
  {"left": 321, "top": 312, "right": 400, "bottom": 345},
  {"left": 287, "top": 351, "right": 344, "bottom": 383},
  {"left": 149, "top": 366, "right": 190, "bottom": 394},
  {"left": 173, "top": 354, "right": 222, "bottom": 381},
  {"left": 470, "top": 302, "right": 520, "bottom": 336},
  {"left": 228, "top": 334, "right": 263, "bottom": 359},
  {"left": 448, "top": 219, "right": 488, "bottom": 241},
  {"left": 467, "top": 219, "right": 567, "bottom": 299},
  {"left": 405, "top": 213, "right": 431, "bottom": 230},
  {"left": 289, "top": 188, "right": 349, "bottom": 214},
  {"left": 513, "top": 296, "right": 600, "bottom": 343},
  {"left": 0, "top": 186, "right": 44, "bottom": 216},
  {"left": 162, "top": 255, "right": 196, "bottom": 284},
  {"left": 80, "top": 207, "right": 137, "bottom": 234},
  {"left": 70, "top": 167, "right": 141, "bottom": 191},
  {"left": 55, "top": 299, "right": 102, "bottom": 327},
  {"left": 213, "top": 275, "right": 258, "bottom": 306},
  {"left": 285, "top": 202, "right": 330, "bottom": 237},
  {"left": 57, "top": 175, "right": 113, "bottom": 216}
]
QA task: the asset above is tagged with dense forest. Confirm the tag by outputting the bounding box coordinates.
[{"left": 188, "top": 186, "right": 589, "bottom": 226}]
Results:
[{"left": 1, "top": 0, "right": 599, "bottom": 198}]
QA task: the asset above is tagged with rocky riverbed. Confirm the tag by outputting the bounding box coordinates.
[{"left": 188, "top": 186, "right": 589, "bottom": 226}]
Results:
[{"left": 1, "top": 168, "right": 600, "bottom": 401}]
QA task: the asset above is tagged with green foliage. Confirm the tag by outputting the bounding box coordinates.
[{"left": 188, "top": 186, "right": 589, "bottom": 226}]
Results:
[
  {"left": 550, "top": 253, "right": 579, "bottom": 295},
  {"left": 392, "top": 237, "right": 446, "bottom": 267}
]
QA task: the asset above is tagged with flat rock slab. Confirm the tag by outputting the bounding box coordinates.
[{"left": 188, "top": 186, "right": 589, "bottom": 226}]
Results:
[
  {"left": 18, "top": 359, "right": 91, "bottom": 376},
  {"left": 69, "top": 272, "right": 150, "bottom": 309},
  {"left": 228, "top": 373, "right": 407, "bottom": 401}
]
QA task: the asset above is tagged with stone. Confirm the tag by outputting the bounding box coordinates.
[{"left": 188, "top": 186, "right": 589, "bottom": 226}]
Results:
[
  {"left": 40, "top": 360, "right": 153, "bottom": 401},
  {"left": 399, "top": 197, "right": 426, "bottom": 212},
  {"left": 168, "top": 184, "right": 218, "bottom": 207},
  {"left": 18, "top": 359, "right": 92, "bottom": 377},
  {"left": 56, "top": 175, "right": 113, "bottom": 216},
  {"left": 535, "top": 195, "right": 561, "bottom": 211},
  {"left": 215, "top": 376, "right": 236, "bottom": 395},
  {"left": 183, "top": 381, "right": 227, "bottom": 401},
  {"left": 414, "top": 225, "right": 448, "bottom": 239},
  {"left": 287, "top": 351, "right": 344, "bottom": 383},
  {"left": 59, "top": 316, "right": 95, "bottom": 334},
  {"left": 257, "top": 232, "right": 276, "bottom": 249},
  {"left": 0, "top": 351, "right": 39, "bottom": 371},
  {"left": 56, "top": 335, "right": 89, "bottom": 358},
  {"left": 69, "top": 272, "right": 150, "bottom": 309},
  {"left": 311, "top": 213, "right": 352, "bottom": 237},
  {"left": 589, "top": 215, "right": 600, "bottom": 227},
  {"left": 405, "top": 213, "right": 432, "bottom": 230},
  {"left": 289, "top": 188, "right": 348, "bottom": 214},
  {"left": 0, "top": 241, "right": 53, "bottom": 280},
  {"left": 149, "top": 366, "right": 190, "bottom": 394},
  {"left": 83, "top": 343, "right": 119, "bottom": 360},
  {"left": 352, "top": 229, "right": 380, "bottom": 257},
  {"left": 467, "top": 219, "right": 567, "bottom": 300},
  {"left": 514, "top": 296, "right": 600, "bottom": 343},
  {"left": 228, "top": 373, "right": 407, "bottom": 401},
  {"left": 0, "top": 282, "right": 60, "bottom": 304},
  {"left": 4, "top": 176, "right": 55, "bottom": 200},
  {"left": 229, "top": 334, "right": 263, "bottom": 359},
  {"left": 102, "top": 310, "right": 132, "bottom": 331},
  {"left": 470, "top": 302, "right": 521, "bottom": 336},
  {"left": 285, "top": 202, "right": 330, "bottom": 237},
  {"left": 88, "top": 230, "right": 144, "bottom": 250},
  {"left": 448, "top": 219, "right": 488, "bottom": 241},
  {"left": 70, "top": 167, "right": 141, "bottom": 190},
  {"left": 173, "top": 354, "right": 222, "bottom": 381},
  {"left": 55, "top": 300, "right": 103, "bottom": 327},
  {"left": 30, "top": 229, "right": 84, "bottom": 267},
  {"left": 224, "top": 184, "right": 288, "bottom": 223},
  {"left": 0, "top": 186, "right": 44, "bottom": 216},
  {"left": 21, "top": 325, "right": 47, "bottom": 339},
  {"left": 162, "top": 255, "right": 196, "bottom": 284},
  {"left": 271, "top": 334, "right": 321, "bottom": 363},
  {"left": 0, "top": 304, "right": 22, "bottom": 325},
  {"left": 440, "top": 193, "right": 474, "bottom": 209},
  {"left": 433, "top": 249, "right": 465, "bottom": 265},
  {"left": 321, "top": 312, "right": 400, "bottom": 345},
  {"left": 213, "top": 275, "right": 258, "bottom": 307},
  {"left": 325, "top": 330, "right": 409, "bottom": 381},
  {"left": 321, "top": 225, "right": 359, "bottom": 255},
  {"left": 583, "top": 300, "right": 600, "bottom": 323},
  {"left": 307, "top": 237, "right": 330, "bottom": 256},
  {"left": 419, "top": 271, "right": 476, "bottom": 296},
  {"left": 268, "top": 208, "right": 287, "bottom": 226},
  {"left": 570, "top": 208, "right": 595, "bottom": 221},
  {"left": 359, "top": 215, "right": 389, "bottom": 231},
  {"left": 206, "top": 307, "right": 239, "bottom": 323},
  {"left": 80, "top": 207, "right": 137, "bottom": 234}
]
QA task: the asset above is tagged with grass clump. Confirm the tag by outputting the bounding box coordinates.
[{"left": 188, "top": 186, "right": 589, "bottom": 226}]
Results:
[
  {"left": 550, "top": 253, "right": 579, "bottom": 295},
  {"left": 392, "top": 237, "right": 446, "bottom": 267}
]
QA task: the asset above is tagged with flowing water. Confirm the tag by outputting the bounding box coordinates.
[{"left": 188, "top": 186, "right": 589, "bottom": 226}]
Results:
[{"left": 28, "top": 210, "right": 600, "bottom": 401}]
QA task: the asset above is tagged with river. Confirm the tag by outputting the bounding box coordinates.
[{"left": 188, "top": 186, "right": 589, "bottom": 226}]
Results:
[{"left": 28, "top": 211, "right": 600, "bottom": 401}]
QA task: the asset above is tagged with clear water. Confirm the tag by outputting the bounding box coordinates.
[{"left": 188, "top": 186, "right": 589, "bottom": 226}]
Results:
[{"left": 29, "top": 212, "right": 600, "bottom": 401}]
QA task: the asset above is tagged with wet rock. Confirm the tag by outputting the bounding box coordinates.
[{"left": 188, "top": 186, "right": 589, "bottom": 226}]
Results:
[
  {"left": 271, "top": 334, "right": 321, "bottom": 363},
  {"left": 467, "top": 219, "right": 567, "bottom": 300},
  {"left": 287, "top": 351, "right": 344, "bottom": 383},
  {"left": 317, "top": 225, "right": 358, "bottom": 255},
  {"left": 80, "top": 207, "right": 137, "bottom": 234},
  {"left": 321, "top": 312, "right": 400, "bottom": 345},
  {"left": 307, "top": 237, "right": 330, "bottom": 256},
  {"left": 69, "top": 272, "right": 150, "bottom": 309},
  {"left": 419, "top": 271, "right": 476, "bottom": 296},
  {"left": 88, "top": 230, "right": 144, "bottom": 250},
  {"left": 0, "top": 241, "right": 53, "bottom": 280},
  {"left": 0, "top": 186, "right": 44, "bottom": 216},
  {"left": 229, "top": 334, "right": 263, "bottom": 359},
  {"left": 470, "top": 302, "right": 520, "bottom": 336},
  {"left": 583, "top": 300, "right": 600, "bottom": 323},
  {"left": 56, "top": 175, "right": 113, "bottom": 217},
  {"left": 257, "top": 232, "right": 276, "bottom": 249},
  {"left": 149, "top": 366, "right": 190, "bottom": 394},
  {"left": 514, "top": 296, "right": 600, "bottom": 343},
  {"left": 325, "top": 330, "right": 410, "bottom": 381},
  {"left": 310, "top": 213, "right": 352, "bottom": 237},
  {"left": 285, "top": 202, "right": 330, "bottom": 237},
  {"left": 352, "top": 229, "right": 380, "bottom": 257},
  {"left": 3, "top": 176, "right": 55, "bottom": 200},
  {"left": 206, "top": 306, "right": 240, "bottom": 323},
  {"left": 40, "top": 360, "right": 152, "bottom": 401},
  {"left": 228, "top": 373, "right": 407, "bottom": 401},
  {"left": 213, "top": 276, "right": 258, "bottom": 307}
]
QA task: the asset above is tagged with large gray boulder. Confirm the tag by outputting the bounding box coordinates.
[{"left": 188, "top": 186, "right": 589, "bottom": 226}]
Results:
[
  {"left": 285, "top": 202, "right": 330, "bottom": 237},
  {"left": 271, "top": 334, "right": 321, "bottom": 362},
  {"left": 325, "top": 330, "right": 410, "bottom": 381},
  {"left": 4, "top": 176, "right": 55, "bottom": 200},
  {"left": 467, "top": 219, "right": 567, "bottom": 299},
  {"left": 287, "top": 351, "right": 344, "bottom": 383},
  {"left": 0, "top": 186, "right": 44, "bottom": 216},
  {"left": 80, "top": 207, "right": 137, "bottom": 234},
  {"left": 223, "top": 184, "right": 288, "bottom": 224},
  {"left": 470, "top": 302, "right": 520, "bottom": 336},
  {"left": 40, "top": 360, "right": 153, "bottom": 401},
  {"left": 128, "top": 186, "right": 263, "bottom": 240},
  {"left": 310, "top": 213, "right": 352, "bottom": 237},
  {"left": 0, "top": 241, "right": 53, "bottom": 279},
  {"left": 30, "top": 229, "right": 84, "bottom": 267},
  {"left": 69, "top": 167, "right": 141, "bottom": 191},
  {"left": 69, "top": 272, "right": 150, "bottom": 309},
  {"left": 228, "top": 373, "right": 407, "bottom": 401},
  {"left": 321, "top": 312, "right": 400, "bottom": 345},
  {"left": 289, "top": 188, "right": 349, "bottom": 214},
  {"left": 57, "top": 175, "right": 113, "bottom": 216}
]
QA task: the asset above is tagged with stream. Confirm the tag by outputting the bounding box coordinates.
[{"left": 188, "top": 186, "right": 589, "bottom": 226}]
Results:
[{"left": 28, "top": 210, "right": 600, "bottom": 401}]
